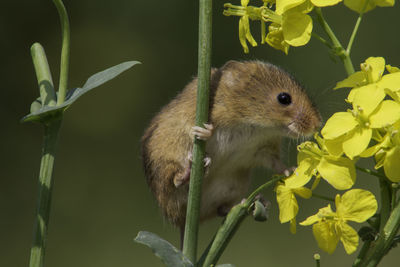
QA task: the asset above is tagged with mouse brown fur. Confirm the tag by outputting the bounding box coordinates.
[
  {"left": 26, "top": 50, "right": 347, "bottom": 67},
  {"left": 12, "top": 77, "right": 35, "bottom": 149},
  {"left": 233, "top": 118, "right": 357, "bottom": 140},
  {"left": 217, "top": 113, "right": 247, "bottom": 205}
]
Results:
[{"left": 141, "top": 60, "right": 321, "bottom": 229}]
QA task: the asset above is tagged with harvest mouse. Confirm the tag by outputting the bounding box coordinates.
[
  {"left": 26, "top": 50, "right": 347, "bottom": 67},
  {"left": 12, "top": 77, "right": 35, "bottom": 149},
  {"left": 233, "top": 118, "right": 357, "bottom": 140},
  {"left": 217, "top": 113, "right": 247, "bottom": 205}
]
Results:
[{"left": 141, "top": 60, "right": 321, "bottom": 236}]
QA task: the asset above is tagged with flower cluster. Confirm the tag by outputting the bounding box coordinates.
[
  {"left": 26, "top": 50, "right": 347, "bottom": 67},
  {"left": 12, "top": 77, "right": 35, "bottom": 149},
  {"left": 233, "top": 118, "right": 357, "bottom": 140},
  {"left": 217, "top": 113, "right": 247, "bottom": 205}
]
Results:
[
  {"left": 223, "top": 0, "right": 395, "bottom": 53},
  {"left": 276, "top": 57, "right": 400, "bottom": 254}
]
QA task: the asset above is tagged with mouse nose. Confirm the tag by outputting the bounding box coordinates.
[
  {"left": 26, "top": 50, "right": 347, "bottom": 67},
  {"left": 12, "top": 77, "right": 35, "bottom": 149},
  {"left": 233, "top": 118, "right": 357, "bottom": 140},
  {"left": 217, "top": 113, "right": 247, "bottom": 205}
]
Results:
[{"left": 296, "top": 109, "right": 322, "bottom": 136}]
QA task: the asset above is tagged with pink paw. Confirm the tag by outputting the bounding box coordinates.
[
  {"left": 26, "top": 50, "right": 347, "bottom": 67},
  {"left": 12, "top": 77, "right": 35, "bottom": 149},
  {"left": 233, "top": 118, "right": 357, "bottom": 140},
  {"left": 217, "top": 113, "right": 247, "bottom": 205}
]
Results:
[{"left": 191, "top": 123, "right": 213, "bottom": 141}]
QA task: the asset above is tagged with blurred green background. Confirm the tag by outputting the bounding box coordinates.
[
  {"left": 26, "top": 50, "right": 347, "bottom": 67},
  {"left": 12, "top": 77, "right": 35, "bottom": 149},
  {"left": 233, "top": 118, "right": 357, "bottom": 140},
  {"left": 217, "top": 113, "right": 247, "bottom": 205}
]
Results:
[{"left": 2, "top": 0, "right": 400, "bottom": 266}]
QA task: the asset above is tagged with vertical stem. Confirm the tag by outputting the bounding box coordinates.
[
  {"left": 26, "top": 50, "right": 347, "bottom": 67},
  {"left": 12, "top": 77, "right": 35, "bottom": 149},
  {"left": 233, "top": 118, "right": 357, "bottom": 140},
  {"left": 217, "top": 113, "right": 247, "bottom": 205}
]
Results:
[
  {"left": 29, "top": 119, "right": 62, "bottom": 267},
  {"left": 362, "top": 199, "right": 400, "bottom": 267},
  {"left": 314, "top": 7, "right": 355, "bottom": 75},
  {"left": 53, "top": 0, "right": 70, "bottom": 105},
  {"left": 183, "top": 0, "right": 213, "bottom": 263},
  {"left": 378, "top": 176, "right": 392, "bottom": 233},
  {"left": 346, "top": 0, "right": 370, "bottom": 55},
  {"left": 353, "top": 240, "right": 372, "bottom": 267}
]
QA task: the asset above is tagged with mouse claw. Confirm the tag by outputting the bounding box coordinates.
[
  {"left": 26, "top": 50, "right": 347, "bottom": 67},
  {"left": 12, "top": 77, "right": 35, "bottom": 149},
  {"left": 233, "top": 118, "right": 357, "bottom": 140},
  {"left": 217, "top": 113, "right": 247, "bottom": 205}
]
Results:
[
  {"left": 191, "top": 123, "right": 213, "bottom": 141},
  {"left": 204, "top": 156, "right": 211, "bottom": 167},
  {"left": 187, "top": 152, "right": 211, "bottom": 168}
]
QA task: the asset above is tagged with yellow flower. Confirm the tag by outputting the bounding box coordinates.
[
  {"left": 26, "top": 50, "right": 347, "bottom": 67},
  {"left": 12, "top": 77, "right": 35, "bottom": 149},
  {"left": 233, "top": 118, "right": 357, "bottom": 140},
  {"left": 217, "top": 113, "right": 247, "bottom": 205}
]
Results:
[
  {"left": 224, "top": 0, "right": 259, "bottom": 53},
  {"left": 335, "top": 57, "right": 400, "bottom": 110},
  {"left": 276, "top": 179, "right": 312, "bottom": 233},
  {"left": 361, "top": 121, "right": 400, "bottom": 182},
  {"left": 264, "top": 0, "right": 313, "bottom": 52},
  {"left": 300, "top": 189, "right": 378, "bottom": 254},
  {"left": 311, "top": 0, "right": 342, "bottom": 7},
  {"left": 335, "top": 57, "right": 386, "bottom": 90},
  {"left": 287, "top": 135, "right": 356, "bottom": 190},
  {"left": 344, "top": 0, "right": 395, "bottom": 13},
  {"left": 321, "top": 100, "right": 400, "bottom": 159}
]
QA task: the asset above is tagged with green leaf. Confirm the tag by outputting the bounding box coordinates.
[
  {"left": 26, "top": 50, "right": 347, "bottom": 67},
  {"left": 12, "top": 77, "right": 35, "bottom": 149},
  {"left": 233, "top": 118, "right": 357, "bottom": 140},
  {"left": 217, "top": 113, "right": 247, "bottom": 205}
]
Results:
[
  {"left": 21, "top": 61, "right": 140, "bottom": 123},
  {"left": 216, "top": 264, "right": 236, "bottom": 267},
  {"left": 134, "top": 231, "right": 193, "bottom": 267}
]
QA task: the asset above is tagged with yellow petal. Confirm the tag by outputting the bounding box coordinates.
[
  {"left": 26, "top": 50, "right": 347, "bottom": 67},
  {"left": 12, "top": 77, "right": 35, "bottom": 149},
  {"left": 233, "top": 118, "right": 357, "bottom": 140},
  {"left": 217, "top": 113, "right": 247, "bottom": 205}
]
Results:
[
  {"left": 266, "top": 24, "right": 290, "bottom": 54},
  {"left": 375, "top": 0, "right": 395, "bottom": 7},
  {"left": 317, "top": 156, "right": 356, "bottom": 190},
  {"left": 352, "top": 84, "right": 386, "bottom": 116},
  {"left": 239, "top": 17, "right": 250, "bottom": 53},
  {"left": 321, "top": 112, "right": 358, "bottom": 140},
  {"left": 384, "top": 146, "right": 400, "bottom": 182},
  {"left": 386, "top": 65, "right": 400, "bottom": 73},
  {"left": 378, "top": 72, "right": 400, "bottom": 92},
  {"left": 375, "top": 149, "right": 386, "bottom": 169},
  {"left": 335, "top": 71, "right": 366, "bottom": 90},
  {"left": 276, "top": 0, "right": 306, "bottom": 15},
  {"left": 336, "top": 189, "right": 378, "bottom": 222},
  {"left": 242, "top": 16, "right": 257, "bottom": 47},
  {"left": 241, "top": 0, "right": 249, "bottom": 7},
  {"left": 300, "top": 205, "right": 334, "bottom": 226},
  {"left": 324, "top": 137, "right": 345, "bottom": 157},
  {"left": 338, "top": 221, "right": 359, "bottom": 254},
  {"left": 369, "top": 100, "right": 400, "bottom": 128},
  {"left": 344, "top": 0, "right": 377, "bottom": 13},
  {"left": 285, "top": 159, "right": 315, "bottom": 188},
  {"left": 282, "top": 12, "right": 312, "bottom": 46},
  {"left": 311, "top": 0, "right": 342, "bottom": 7},
  {"left": 276, "top": 183, "right": 299, "bottom": 223},
  {"left": 343, "top": 126, "right": 372, "bottom": 159},
  {"left": 311, "top": 176, "right": 321, "bottom": 190},
  {"left": 312, "top": 221, "right": 340, "bottom": 254},
  {"left": 293, "top": 187, "right": 312, "bottom": 199},
  {"left": 365, "top": 57, "right": 386, "bottom": 83}
]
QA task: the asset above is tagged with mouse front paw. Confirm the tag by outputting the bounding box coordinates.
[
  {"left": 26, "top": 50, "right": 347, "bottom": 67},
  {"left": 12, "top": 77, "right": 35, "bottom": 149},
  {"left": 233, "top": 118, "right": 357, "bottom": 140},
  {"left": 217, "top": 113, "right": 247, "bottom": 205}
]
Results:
[{"left": 191, "top": 123, "right": 214, "bottom": 141}]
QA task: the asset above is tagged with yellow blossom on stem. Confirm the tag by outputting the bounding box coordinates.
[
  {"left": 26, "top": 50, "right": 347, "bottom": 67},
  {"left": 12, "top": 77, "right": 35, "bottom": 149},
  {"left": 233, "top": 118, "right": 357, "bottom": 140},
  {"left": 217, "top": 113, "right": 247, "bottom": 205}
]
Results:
[
  {"left": 311, "top": 0, "right": 342, "bottom": 7},
  {"left": 223, "top": 0, "right": 260, "bottom": 53},
  {"left": 276, "top": 180, "right": 312, "bottom": 233},
  {"left": 300, "top": 189, "right": 378, "bottom": 254},
  {"left": 286, "top": 135, "right": 356, "bottom": 190},
  {"left": 264, "top": 0, "right": 313, "bottom": 53},
  {"left": 344, "top": 0, "right": 395, "bottom": 13},
  {"left": 335, "top": 57, "right": 400, "bottom": 110},
  {"left": 361, "top": 121, "right": 400, "bottom": 182},
  {"left": 321, "top": 99, "right": 400, "bottom": 159}
]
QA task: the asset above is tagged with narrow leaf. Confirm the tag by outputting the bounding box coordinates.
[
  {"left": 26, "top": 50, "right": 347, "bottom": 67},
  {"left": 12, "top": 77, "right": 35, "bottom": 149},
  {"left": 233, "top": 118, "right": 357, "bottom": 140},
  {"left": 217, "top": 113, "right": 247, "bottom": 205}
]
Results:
[
  {"left": 134, "top": 231, "right": 193, "bottom": 267},
  {"left": 21, "top": 61, "right": 140, "bottom": 123},
  {"left": 82, "top": 61, "right": 140, "bottom": 90}
]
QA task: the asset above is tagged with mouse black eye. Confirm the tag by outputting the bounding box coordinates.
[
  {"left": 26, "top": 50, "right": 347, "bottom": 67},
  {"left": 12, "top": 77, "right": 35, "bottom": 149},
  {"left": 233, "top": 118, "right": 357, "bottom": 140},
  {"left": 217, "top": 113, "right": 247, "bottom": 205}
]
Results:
[{"left": 277, "top": 92, "right": 292, "bottom": 106}]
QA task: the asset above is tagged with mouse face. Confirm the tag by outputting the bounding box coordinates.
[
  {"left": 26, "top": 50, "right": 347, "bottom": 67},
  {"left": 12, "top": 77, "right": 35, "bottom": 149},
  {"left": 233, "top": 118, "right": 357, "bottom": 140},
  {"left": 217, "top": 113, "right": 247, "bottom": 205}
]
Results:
[{"left": 217, "top": 61, "right": 321, "bottom": 137}]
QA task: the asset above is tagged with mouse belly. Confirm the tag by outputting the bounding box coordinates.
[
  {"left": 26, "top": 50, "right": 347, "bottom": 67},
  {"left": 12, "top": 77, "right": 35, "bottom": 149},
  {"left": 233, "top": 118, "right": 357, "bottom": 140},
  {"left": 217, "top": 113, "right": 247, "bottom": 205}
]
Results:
[{"left": 199, "top": 168, "right": 251, "bottom": 221}]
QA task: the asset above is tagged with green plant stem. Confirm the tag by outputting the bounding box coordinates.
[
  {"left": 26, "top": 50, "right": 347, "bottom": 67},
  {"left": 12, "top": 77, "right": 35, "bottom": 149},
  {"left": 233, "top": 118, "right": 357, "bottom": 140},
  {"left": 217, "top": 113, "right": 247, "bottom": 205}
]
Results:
[
  {"left": 353, "top": 240, "right": 372, "bottom": 267},
  {"left": 199, "top": 176, "right": 283, "bottom": 267},
  {"left": 182, "top": 0, "right": 213, "bottom": 263},
  {"left": 312, "top": 32, "right": 332, "bottom": 49},
  {"left": 361, "top": 198, "right": 400, "bottom": 266},
  {"left": 53, "top": 0, "right": 70, "bottom": 105},
  {"left": 356, "top": 166, "right": 386, "bottom": 179},
  {"left": 315, "top": 256, "right": 321, "bottom": 267},
  {"left": 29, "top": 119, "right": 62, "bottom": 267},
  {"left": 31, "top": 43, "right": 56, "bottom": 107},
  {"left": 314, "top": 7, "right": 355, "bottom": 75},
  {"left": 391, "top": 184, "right": 398, "bottom": 210},
  {"left": 346, "top": 0, "right": 369, "bottom": 55},
  {"left": 312, "top": 192, "right": 335, "bottom": 202},
  {"left": 378, "top": 176, "right": 392, "bottom": 233}
]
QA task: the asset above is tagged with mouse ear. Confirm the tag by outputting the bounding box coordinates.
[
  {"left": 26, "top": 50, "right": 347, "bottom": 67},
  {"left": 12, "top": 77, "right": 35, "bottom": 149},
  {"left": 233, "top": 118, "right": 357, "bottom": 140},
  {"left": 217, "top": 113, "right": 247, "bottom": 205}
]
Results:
[{"left": 220, "top": 60, "right": 243, "bottom": 70}]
